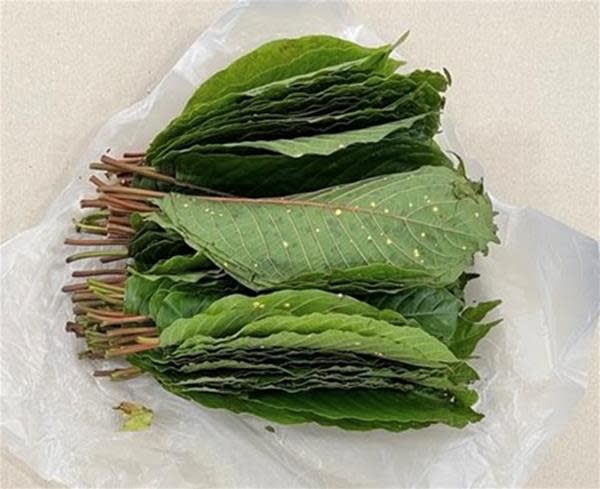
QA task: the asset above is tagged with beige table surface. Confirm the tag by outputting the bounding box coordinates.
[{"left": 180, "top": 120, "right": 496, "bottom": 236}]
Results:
[{"left": 1, "top": 1, "right": 598, "bottom": 488}]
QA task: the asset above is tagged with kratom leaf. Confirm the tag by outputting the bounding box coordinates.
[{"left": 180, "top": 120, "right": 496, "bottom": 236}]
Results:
[
  {"left": 245, "top": 389, "right": 482, "bottom": 427},
  {"left": 183, "top": 35, "right": 402, "bottom": 112},
  {"left": 159, "top": 289, "right": 410, "bottom": 347},
  {"left": 124, "top": 271, "right": 241, "bottom": 322},
  {"left": 144, "top": 252, "right": 211, "bottom": 275},
  {"left": 155, "top": 166, "right": 498, "bottom": 292},
  {"left": 364, "top": 287, "right": 462, "bottom": 340},
  {"left": 448, "top": 300, "right": 502, "bottom": 358},
  {"left": 219, "top": 117, "right": 429, "bottom": 158},
  {"left": 172, "top": 312, "right": 458, "bottom": 368},
  {"left": 152, "top": 127, "right": 451, "bottom": 197},
  {"left": 153, "top": 384, "right": 480, "bottom": 431},
  {"left": 363, "top": 290, "right": 502, "bottom": 357},
  {"left": 149, "top": 48, "right": 404, "bottom": 160}
]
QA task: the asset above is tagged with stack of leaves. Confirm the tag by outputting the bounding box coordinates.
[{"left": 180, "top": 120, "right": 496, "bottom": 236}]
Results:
[{"left": 62, "top": 34, "right": 500, "bottom": 432}]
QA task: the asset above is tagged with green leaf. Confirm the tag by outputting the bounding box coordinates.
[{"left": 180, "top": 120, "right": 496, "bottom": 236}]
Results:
[
  {"left": 151, "top": 72, "right": 446, "bottom": 166},
  {"left": 124, "top": 270, "right": 242, "bottom": 326},
  {"left": 151, "top": 385, "right": 480, "bottom": 432},
  {"left": 448, "top": 300, "right": 502, "bottom": 358},
  {"left": 149, "top": 48, "right": 402, "bottom": 161},
  {"left": 154, "top": 289, "right": 223, "bottom": 330},
  {"left": 363, "top": 287, "right": 462, "bottom": 340},
  {"left": 183, "top": 35, "right": 402, "bottom": 113},
  {"left": 172, "top": 312, "right": 458, "bottom": 368},
  {"left": 144, "top": 252, "right": 211, "bottom": 275},
  {"left": 157, "top": 126, "right": 451, "bottom": 197},
  {"left": 245, "top": 389, "right": 482, "bottom": 427},
  {"left": 156, "top": 166, "right": 498, "bottom": 292},
  {"left": 160, "top": 289, "right": 410, "bottom": 346},
  {"left": 219, "top": 117, "right": 429, "bottom": 158},
  {"left": 462, "top": 299, "right": 502, "bottom": 322}
]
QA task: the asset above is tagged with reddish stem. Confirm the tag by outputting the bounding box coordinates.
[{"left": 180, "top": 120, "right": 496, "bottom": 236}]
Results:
[
  {"left": 105, "top": 327, "right": 158, "bottom": 337},
  {"left": 100, "top": 315, "right": 153, "bottom": 327},
  {"left": 89, "top": 175, "right": 107, "bottom": 188},
  {"left": 66, "top": 322, "right": 85, "bottom": 337},
  {"left": 107, "top": 216, "right": 132, "bottom": 225},
  {"left": 106, "top": 223, "right": 135, "bottom": 235},
  {"left": 62, "top": 282, "right": 90, "bottom": 293},
  {"left": 81, "top": 198, "right": 108, "bottom": 209},
  {"left": 102, "top": 194, "right": 155, "bottom": 212},
  {"left": 100, "top": 185, "right": 165, "bottom": 198}
]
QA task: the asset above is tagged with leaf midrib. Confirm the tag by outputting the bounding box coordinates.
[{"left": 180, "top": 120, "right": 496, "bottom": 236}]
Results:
[{"left": 185, "top": 195, "right": 486, "bottom": 240}]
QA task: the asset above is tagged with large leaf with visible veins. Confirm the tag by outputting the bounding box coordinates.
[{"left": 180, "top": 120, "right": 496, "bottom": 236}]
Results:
[{"left": 155, "top": 166, "right": 498, "bottom": 292}]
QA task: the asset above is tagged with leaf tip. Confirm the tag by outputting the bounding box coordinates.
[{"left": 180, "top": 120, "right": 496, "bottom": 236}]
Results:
[{"left": 392, "top": 30, "right": 410, "bottom": 50}]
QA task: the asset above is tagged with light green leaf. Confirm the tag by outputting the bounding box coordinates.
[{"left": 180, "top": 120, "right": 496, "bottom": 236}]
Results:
[
  {"left": 157, "top": 166, "right": 498, "bottom": 292},
  {"left": 160, "top": 289, "right": 409, "bottom": 346}
]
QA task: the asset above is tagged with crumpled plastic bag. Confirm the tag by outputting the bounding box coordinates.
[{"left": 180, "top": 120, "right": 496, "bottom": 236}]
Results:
[{"left": 1, "top": 1, "right": 598, "bottom": 487}]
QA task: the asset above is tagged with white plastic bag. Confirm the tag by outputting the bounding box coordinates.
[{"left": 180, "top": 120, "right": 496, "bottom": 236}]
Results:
[{"left": 1, "top": 1, "right": 598, "bottom": 487}]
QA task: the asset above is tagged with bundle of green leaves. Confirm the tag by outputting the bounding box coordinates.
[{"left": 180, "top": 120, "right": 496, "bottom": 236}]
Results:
[{"left": 64, "top": 34, "right": 500, "bottom": 433}]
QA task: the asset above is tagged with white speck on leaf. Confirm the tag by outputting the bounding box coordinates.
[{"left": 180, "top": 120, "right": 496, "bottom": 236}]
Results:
[{"left": 334, "top": 209, "right": 342, "bottom": 216}]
